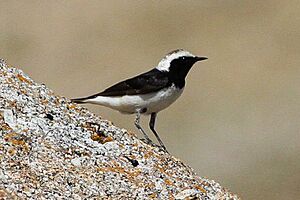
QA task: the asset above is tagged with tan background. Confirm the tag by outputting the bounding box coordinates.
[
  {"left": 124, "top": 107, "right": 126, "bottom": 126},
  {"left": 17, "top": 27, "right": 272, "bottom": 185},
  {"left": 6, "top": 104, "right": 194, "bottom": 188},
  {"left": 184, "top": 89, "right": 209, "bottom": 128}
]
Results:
[{"left": 1, "top": 1, "right": 300, "bottom": 199}]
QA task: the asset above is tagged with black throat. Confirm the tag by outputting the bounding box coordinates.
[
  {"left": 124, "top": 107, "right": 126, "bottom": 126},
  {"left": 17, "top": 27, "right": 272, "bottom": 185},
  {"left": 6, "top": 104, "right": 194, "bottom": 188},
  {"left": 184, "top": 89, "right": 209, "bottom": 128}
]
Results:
[{"left": 167, "top": 56, "right": 199, "bottom": 89}]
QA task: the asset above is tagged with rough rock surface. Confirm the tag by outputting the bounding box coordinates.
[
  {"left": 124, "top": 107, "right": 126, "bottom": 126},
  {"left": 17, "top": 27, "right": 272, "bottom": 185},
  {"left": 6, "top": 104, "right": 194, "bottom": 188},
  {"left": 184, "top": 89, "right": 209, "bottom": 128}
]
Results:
[{"left": 0, "top": 59, "right": 239, "bottom": 200}]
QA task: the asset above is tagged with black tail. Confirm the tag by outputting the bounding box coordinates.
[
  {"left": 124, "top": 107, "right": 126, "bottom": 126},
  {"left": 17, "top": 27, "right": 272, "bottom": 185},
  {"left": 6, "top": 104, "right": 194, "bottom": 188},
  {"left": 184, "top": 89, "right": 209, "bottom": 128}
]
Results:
[{"left": 71, "top": 97, "right": 89, "bottom": 104}]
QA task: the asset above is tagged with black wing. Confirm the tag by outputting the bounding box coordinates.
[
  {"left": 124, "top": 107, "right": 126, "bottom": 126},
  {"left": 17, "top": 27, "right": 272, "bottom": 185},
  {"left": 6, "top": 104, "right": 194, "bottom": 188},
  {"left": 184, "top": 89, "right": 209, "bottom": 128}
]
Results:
[{"left": 88, "top": 68, "right": 169, "bottom": 97}]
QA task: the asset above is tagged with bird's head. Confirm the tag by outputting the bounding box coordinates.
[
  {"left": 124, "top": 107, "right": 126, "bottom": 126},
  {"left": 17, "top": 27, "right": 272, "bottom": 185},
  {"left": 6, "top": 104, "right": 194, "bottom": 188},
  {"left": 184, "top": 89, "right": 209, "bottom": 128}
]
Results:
[{"left": 156, "top": 49, "right": 207, "bottom": 79}]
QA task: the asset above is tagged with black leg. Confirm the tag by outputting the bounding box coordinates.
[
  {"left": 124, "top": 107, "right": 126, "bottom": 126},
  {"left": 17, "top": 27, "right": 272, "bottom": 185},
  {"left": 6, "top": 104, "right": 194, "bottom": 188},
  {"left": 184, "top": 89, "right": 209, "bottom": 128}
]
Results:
[
  {"left": 149, "top": 113, "right": 168, "bottom": 152},
  {"left": 134, "top": 111, "right": 153, "bottom": 144}
]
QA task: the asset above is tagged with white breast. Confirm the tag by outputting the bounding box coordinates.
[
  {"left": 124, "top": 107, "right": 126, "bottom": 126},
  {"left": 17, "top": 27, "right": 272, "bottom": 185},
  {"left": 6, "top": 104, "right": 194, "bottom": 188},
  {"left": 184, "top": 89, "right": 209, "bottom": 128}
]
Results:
[{"left": 86, "top": 84, "right": 184, "bottom": 114}]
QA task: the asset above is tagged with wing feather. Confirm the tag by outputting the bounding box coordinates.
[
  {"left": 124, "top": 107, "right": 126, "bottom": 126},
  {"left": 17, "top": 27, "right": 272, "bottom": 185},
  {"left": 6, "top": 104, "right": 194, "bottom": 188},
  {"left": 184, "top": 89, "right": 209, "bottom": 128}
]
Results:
[{"left": 87, "top": 68, "right": 170, "bottom": 98}]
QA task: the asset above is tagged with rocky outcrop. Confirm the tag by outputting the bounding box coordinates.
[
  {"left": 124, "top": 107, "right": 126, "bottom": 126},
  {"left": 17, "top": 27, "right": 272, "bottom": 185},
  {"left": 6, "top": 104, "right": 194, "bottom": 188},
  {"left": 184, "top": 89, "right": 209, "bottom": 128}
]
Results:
[{"left": 0, "top": 59, "right": 239, "bottom": 199}]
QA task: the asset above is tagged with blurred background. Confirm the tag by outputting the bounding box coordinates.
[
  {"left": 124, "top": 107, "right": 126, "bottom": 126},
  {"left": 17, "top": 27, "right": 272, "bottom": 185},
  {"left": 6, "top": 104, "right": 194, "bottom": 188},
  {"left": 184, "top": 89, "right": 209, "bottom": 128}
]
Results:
[{"left": 1, "top": 1, "right": 299, "bottom": 199}]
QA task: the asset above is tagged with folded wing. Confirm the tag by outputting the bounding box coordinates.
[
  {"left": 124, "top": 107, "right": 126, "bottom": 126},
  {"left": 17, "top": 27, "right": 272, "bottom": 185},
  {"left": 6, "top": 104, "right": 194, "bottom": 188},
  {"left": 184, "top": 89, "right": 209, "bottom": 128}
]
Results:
[{"left": 72, "top": 68, "right": 170, "bottom": 103}]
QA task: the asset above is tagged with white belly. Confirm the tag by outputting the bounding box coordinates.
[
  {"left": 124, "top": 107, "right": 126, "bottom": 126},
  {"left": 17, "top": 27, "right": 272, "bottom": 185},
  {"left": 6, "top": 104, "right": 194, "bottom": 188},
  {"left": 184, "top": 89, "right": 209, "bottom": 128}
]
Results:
[{"left": 87, "top": 84, "right": 183, "bottom": 114}]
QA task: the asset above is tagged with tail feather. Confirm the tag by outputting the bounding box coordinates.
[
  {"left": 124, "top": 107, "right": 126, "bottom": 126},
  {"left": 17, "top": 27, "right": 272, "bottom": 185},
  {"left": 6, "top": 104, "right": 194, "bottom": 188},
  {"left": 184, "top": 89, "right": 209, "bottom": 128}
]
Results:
[{"left": 71, "top": 97, "right": 90, "bottom": 104}]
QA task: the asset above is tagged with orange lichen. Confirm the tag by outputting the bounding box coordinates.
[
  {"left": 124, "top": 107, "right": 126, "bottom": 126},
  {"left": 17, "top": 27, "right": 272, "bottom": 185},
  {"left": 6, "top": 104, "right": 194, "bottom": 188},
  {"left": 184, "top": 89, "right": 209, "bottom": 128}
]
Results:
[
  {"left": 68, "top": 104, "right": 77, "bottom": 110},
  {"left": 145, "top": 182, "right": 155, "bottom": 188},
  {"left": 102, "top": 136, "right": 113, "bottom": 143},
  {"left": 164, "top": 179, "right": 174, "bottom": 186},
  {"left": 132, "top": 143, "right": 138, "bottom": 147},
  {"left": 91, "top": 133, "right": 113, "bottom": 144},
  {"left": 90, "top": 133, "right": 102, "bottom": 141},
  {"left": 8, "top": 147, "right": 16, "bottom": 156},
  {"left": 168, "top": 192, "right": 175, "bottom": 200},
  {"left": 4, "top": 132, "right": 29, "bottom": 152},
  {"left": 129, "top": 169, "right": 141, "bottom": 177},
  {"left": 4, "top": 132, "right": 18, "bottom": 141},
  {"left": 194, "top": 185, "right": 207, "bottom": 193},
  {"left": 2, "top": 123, "right": 12, "bottom": 131},
  {"left": 23, "top": 129, "right": 29, "bottom": 133},
  {"left": 0, "top": 189, "right": 7, "bottom": 199},
  {"left": 97, "top": 164, "right": 141, "bottom": 181},
  {"left": 157, "top": 166, "right": 165, "bottom": 174},
  {"left": 40, "top": 99, "right": 49, "bottom": 105},
  {"left": 6, "top": 77, "right": 13, "bottom": 83},
  {"left": 97, "top": 166, "right": 125, "bottom": 174},
  {"left": 9, "top": 100, "right": 17, "bottom": 107},
  {"left": 17, "top": 74, "right": 31, "bottom": 83},
  {"left": 201, "top": 181, "right": 210, "bottom": 187},
  {"left": 20, "top": 89, "right": 27, "bottom": 94},
  {"left": 11, "top": 139, "right": 26, "bottom": 146},
  {"left": 144, "top": 151, "right": 154, "bottom": 159},
  {"left": 156, "top": 165, "right": 172, "bottom": 177},
  {"left": 148, "top": 193, "right": 157, "bottom": 199}
]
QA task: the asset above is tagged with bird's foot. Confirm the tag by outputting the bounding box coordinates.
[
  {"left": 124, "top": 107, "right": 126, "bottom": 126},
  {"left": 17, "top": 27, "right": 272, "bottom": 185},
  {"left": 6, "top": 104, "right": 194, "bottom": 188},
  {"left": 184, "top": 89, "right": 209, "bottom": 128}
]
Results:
[
  {"left": 158, "top": 145, "right": 169, "bottom": 153},
  {"left": 140, "top": 138, "right": 169, "bottom": 153},
  {"left": 140, "top": 138, "right": 156, "bottom": 146}
]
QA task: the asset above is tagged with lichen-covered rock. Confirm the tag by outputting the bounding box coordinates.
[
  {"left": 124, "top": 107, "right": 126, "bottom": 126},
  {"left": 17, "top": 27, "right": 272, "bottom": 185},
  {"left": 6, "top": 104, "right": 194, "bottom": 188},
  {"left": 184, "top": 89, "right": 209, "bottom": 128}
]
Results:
[{"left": 0, "top": 58, "right": 239, "bottom": 199}]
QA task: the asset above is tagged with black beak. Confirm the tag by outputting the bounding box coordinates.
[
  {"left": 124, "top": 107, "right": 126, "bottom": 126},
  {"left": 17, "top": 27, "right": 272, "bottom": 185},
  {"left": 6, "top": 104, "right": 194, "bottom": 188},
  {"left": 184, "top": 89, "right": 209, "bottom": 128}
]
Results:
[{"left": 194, "top": 56, "right": 208, "bottom": 62}]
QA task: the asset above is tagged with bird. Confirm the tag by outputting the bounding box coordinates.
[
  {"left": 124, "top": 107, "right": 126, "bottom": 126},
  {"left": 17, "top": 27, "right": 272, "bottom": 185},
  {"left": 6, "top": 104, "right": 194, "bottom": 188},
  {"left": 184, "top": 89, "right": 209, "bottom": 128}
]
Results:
[{"left": 71, "top": 49, "right": 207, "bottom": 152}]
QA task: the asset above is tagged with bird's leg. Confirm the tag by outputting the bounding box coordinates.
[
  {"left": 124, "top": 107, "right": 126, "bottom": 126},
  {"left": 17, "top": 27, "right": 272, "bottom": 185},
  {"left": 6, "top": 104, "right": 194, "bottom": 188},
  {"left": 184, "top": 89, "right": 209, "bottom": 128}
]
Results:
[
  {"left": 149, "top": 113, "right": 168, "bottom": 153},
  {"left": 134, "top": 111, "right": 153, "bottom": 145}
]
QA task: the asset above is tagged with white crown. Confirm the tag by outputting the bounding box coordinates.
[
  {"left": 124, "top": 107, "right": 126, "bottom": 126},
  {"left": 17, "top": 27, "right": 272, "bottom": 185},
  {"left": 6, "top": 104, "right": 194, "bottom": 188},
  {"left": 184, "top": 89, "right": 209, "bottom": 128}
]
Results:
[{"left": 156, "top": 49, "right": 195, "bottom": 72}]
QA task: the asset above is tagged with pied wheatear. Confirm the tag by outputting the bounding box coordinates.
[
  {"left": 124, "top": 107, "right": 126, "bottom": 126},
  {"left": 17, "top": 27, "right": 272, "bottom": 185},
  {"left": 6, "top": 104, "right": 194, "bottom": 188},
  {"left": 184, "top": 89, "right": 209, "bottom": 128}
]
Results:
[{"left": 72, "top": 49, "right": 207, "bottom": 152}]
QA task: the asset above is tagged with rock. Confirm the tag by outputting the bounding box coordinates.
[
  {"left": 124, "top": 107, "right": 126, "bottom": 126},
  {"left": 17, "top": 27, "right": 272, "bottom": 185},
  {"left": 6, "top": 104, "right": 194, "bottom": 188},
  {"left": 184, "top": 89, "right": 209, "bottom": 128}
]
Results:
[{"left": 0, "top": 58, "right": 239, "bottom": 199}]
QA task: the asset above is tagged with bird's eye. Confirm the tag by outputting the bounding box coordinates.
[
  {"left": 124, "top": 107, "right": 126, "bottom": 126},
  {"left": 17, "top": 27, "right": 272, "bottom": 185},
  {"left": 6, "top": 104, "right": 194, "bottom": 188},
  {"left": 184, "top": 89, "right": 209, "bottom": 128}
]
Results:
[{"left": 181, "top": 57, "right": 185, "bottom": 60}]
